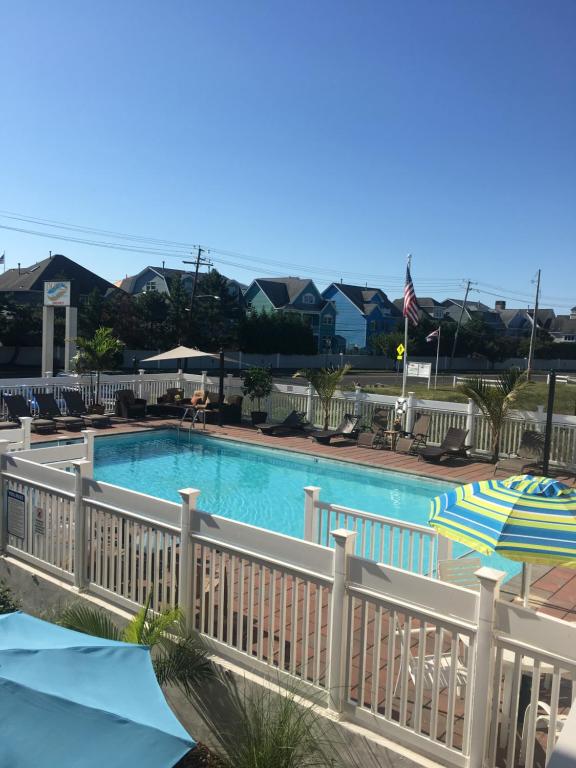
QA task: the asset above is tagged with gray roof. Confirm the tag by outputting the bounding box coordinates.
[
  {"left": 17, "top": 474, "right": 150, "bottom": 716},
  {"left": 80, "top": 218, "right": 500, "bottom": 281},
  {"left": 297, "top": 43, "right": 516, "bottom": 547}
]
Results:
[
  {"left": 254, "top": 277, "right": 314, "bottom": 308},
  {"left": 0, "top": 253, "right": 119, "bottom": 297},
  {"left": 443, "top": 298, "right": 491, "bottom": 312},
  {"left": 551, "top": 315, "right": 576, "bottom": 333},
  {"left": 330, "top": 283, "right": 400, "bottom": 316}
]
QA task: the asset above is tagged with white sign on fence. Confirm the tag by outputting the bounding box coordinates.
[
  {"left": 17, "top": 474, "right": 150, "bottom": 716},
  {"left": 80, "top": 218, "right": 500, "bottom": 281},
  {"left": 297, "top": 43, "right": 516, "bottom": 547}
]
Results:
[
  {"left": 34, "top": 507, "right": 46, "bottom": 536},
  {"left": 7, "top": 490, "right": 26, "bottom": 540}
]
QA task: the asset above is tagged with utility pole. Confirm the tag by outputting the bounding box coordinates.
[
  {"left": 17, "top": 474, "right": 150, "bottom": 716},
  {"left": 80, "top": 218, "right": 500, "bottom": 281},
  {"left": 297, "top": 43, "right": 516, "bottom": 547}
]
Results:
[
  {"left": 526, "top": 268, "right": 541, "bottom": 383},
  {"left": 450, "top": 279, "right": 472, "bottom": 365},
  {"left": 183, "top": 246, "right": 211, "bottom": 310}
]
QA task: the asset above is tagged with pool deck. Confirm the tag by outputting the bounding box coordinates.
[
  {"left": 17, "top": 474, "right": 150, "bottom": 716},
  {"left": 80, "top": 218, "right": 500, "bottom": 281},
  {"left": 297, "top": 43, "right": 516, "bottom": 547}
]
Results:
[{"left": 32, "top": 416, "right": 576, "bottom": 623}]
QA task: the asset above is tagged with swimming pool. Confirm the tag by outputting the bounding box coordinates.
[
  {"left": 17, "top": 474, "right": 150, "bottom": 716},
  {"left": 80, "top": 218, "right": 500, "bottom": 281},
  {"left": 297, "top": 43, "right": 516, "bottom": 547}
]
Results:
[{"left": 94, "top": 429, "right": 520, "bottom": 578}]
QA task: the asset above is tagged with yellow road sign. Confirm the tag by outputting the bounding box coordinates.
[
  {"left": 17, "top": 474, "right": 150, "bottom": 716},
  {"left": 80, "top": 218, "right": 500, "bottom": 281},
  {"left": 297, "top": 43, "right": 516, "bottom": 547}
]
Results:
[
  {"left": 396, "top": 343, "right": 405, "bottom": 356},
  {"left": 396, "top": 355, "right": 403, "bottom": 361}
]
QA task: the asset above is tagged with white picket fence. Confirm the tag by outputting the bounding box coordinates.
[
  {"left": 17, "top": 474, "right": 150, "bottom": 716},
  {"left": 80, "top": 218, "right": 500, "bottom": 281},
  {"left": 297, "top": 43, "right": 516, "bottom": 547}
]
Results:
[{"left": 1, "top": 442, "right": 574, "bottom": 767}]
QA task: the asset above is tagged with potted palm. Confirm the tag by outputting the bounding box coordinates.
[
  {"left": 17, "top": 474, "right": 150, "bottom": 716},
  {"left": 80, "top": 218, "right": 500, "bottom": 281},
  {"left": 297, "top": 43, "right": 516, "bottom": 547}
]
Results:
[
  {"left": 241, "top": 367, "right": 273, "bottom": 426},
  {"left": 293, "top": 364, "right": 352, "bottom": 430}
]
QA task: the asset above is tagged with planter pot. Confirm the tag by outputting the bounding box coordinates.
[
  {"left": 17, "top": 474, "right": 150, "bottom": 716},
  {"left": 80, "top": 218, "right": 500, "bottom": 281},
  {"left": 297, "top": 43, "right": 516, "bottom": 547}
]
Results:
[{"left": 251, "top": 411, "right": 268, "bottom": 427}]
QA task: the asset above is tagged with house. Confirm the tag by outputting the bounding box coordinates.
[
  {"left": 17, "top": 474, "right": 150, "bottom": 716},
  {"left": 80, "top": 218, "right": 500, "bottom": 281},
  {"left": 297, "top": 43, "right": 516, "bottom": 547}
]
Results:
[
  {"left": 392, "top": 297, "right": 446, "bottom": 323},
  {"left": 550, "top": 307, "right": 576, "bottom": 343},
  {"left": 116, "top": 265, "right": 245, "bottom": 301},
  {"left": 0, "top": 253, "right": 120, "bottom": 304},
  {"left": 243, "top": 277, "right": 336, "bottom": 351},
  {"left": 322, "top": 283, "right": 401, "bottom": 352},
  {"left": 441, "top": 298, "right": 505, "bottom": 333}
]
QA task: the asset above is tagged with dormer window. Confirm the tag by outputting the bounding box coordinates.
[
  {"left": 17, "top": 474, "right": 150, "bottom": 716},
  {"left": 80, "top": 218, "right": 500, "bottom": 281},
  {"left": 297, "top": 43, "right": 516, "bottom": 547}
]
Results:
[
  {"left": 302, "top": 293, "right": 315, "bottom": 305},
  {"left": 145, "top": 281, "right": 157, "bottom": 292}
]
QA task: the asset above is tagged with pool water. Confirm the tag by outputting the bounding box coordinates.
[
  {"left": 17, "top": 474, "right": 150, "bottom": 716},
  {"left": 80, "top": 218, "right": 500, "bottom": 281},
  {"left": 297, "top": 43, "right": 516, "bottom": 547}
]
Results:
[{"left": 94, "top": 429, "right": 520, "bottom": 579}]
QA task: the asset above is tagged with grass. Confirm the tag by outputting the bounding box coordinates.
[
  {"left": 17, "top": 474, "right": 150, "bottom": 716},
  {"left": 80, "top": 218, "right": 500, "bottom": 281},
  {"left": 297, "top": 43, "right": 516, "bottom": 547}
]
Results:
[{"left": 363, "top": 381, "right": 576, "bottom": 415}]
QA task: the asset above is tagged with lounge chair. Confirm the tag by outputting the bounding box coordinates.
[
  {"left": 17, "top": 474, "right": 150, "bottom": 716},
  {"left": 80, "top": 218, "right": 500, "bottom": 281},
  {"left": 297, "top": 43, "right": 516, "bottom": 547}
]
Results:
[
  {"left": 114, "top": 389, "right": 147, "bottom": 419},
  {"left": 34, "top": 393, "right": 85, "bottom": 431},
  {"left": 395, "top": 413, "right": 431, "bottom": 454},
  {"left": 3, "top": 394, "right": 57, "bottom": 434},
  {"left": 257, "top": 410, "right": 309, "bottom": 436},
  {"left": 62, "top": 390, "right": 112, "bottom": 428},
  {"left": 308, "top": 414, "right": 360, "bottom": 445},
  {"left": 494, "top": 430, "right": 545, "bottom": 476},
  {"left": 419, "top": 427, "right": 469, "bottom": 463}
]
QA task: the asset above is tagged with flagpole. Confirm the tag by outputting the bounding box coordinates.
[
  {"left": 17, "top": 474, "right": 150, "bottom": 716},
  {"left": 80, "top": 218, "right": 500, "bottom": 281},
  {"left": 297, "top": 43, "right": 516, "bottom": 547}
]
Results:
[
  {"left": 435, "top": 325, "right": 441, "bottom": 390},
  {"left": 401, "top": 253, "right": 411, "bottom": 398}
]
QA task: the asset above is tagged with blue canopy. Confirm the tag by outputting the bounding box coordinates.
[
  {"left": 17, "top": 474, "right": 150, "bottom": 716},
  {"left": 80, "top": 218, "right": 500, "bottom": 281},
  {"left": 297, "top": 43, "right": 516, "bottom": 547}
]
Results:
[{"left": 0, "top": 612, "right": 195, "bottom": 768}]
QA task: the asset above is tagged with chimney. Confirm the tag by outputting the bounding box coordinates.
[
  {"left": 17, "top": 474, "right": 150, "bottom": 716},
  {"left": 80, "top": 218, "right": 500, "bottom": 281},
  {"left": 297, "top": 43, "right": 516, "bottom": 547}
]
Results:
[
  {"left": 17, "top": 262, "right": 20, "bottom": 275},
  {"left": 495, "top": 300, "right": 506, "bottom": 311}
]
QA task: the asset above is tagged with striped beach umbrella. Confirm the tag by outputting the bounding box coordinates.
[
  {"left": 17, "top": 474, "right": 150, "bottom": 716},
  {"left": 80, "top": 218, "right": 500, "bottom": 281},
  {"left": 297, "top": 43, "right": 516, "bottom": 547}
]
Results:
[{"left": 429, "top": 475, "right": 576, "bottom": 599}]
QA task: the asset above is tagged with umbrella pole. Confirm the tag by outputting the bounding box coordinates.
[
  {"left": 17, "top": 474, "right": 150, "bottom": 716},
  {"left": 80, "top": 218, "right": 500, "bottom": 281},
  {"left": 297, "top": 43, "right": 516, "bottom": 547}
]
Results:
[{"left": 521, "top": 562, "right": 532, "bottom": 607}]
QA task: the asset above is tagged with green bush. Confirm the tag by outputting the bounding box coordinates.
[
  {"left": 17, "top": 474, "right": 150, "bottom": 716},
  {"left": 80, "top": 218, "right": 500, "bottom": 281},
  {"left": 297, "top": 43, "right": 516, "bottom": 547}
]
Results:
[{"left": 0, "top": 579, "right": 20, "bottom": 614}]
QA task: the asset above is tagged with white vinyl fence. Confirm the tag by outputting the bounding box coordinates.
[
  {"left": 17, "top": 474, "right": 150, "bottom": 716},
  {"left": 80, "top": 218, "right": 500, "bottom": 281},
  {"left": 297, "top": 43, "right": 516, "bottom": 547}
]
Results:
[{"left": 1, "top": 442, "right": 575, "bottom": 767}]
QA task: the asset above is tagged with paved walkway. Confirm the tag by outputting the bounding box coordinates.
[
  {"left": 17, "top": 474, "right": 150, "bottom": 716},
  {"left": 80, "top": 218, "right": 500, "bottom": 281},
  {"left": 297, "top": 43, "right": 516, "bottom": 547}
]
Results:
[{"left": 32, "top": 416, "right": 576, "bottom": 622}]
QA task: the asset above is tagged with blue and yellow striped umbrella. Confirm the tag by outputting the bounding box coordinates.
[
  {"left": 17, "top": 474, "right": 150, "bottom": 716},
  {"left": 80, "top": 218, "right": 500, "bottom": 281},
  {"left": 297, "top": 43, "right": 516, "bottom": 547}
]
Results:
[{"left": 429, "top": 475, "right": 576, "bottom": 568}]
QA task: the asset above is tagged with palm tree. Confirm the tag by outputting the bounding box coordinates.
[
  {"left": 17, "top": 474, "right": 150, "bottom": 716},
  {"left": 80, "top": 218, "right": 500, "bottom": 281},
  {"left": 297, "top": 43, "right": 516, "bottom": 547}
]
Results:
[
  {"left": 73, "top": 326, "right": 124, "bottom": 406},
  {"left": 58, "top": 595, "right": 212, "bottom": 698},
  {"left": 458, "top": 369, "right": 528, "bottom": 462},
  {"left": 294, "top": 365, "right": 352, "bottom": 430}
]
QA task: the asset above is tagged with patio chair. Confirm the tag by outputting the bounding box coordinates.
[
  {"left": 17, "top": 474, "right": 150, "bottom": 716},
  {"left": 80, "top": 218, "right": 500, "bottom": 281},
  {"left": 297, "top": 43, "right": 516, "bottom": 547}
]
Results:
[
  {"left": 114, "top": 389, "right": 147, "bottom": 419},
  {"left": 257, "top": 410, "right": 309, "bottom": 436},
  {"left": 419, "top": 427, "right": 469, "bottom": 463},
  {"left": 2, "top": 394, "right": 57, "bottom": 434},
  {"left": 494, "top": 431, "right": 545, "bottom": 476},
  {"left": 393, "top": 616, "right": 468, "bottom": 700},
  {"left": 520, "top": 701, "right": 568, "bottom": 764},
  {"left": 438, "top": 556, "right": 482, "bottom": 590},
  {"left": 356, "top": 408, "right": 392, "bottom": 449},
  {"left": 156, "top": 388, "right": 184, "bottom": 405},
  {"left": 34, "top": 393, "right": 85, "bottom": 431},
  {"left": 395, "top": 414, "right": 431, "bottom": 455},
  {"left": 308, "top": 414, "right": 360, "bottom": 445},
  {"left": 62, "top": 390, "right": 112, "bottom": 428}
]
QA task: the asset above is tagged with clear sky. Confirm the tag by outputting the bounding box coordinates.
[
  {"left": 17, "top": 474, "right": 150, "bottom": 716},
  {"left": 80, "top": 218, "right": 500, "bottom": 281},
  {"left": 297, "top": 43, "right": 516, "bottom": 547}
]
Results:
[{"left": 1, "top": 0, "right": 575, "bottom": 310}]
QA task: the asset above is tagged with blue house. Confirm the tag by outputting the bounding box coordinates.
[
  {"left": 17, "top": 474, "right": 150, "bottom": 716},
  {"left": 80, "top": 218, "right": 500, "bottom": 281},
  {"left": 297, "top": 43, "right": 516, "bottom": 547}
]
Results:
[
  {"left": 322, "top": 283, "right": 402, "bottom": 352},
  {"left": 243, "top": 277, "right": 337, "bottom": 351}
]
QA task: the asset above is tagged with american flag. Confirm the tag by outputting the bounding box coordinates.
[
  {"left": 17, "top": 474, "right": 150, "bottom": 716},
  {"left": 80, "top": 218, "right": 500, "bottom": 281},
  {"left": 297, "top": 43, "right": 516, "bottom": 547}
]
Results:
[
  {"left": 403, "top": 266, "right": 419, "bottom": 326},
  {"left": 426, "top": 329, "right": 440, "bottom": 342}
]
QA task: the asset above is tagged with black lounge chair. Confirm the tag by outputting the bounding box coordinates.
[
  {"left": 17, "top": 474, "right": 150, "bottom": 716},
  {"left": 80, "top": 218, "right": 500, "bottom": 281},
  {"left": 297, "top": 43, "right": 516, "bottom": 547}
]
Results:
[
  {"left": 62, "top": 390, "right": 112, "bottom": 428},
  {"left": 395, "top": 413, "right": 431, "bottom": 454},
  {"left": 3, "top": 394, "right": 57, "bottom": 434},
  {"left": 115, "top": 389, "right": 147, "bottom": 419},
  {"left": 308, "top": 414, "right": 360, "bottom": 445},
  {"left": 257, "top": 410, "right": 310, "bottom": 436},
  {"left": 356, "top": 408, "right": 393, "bottom": 449},
  {"left": 34, "top": 393, "right": 85, "bottom": 431},
  {"left": 419, "top": 427, "right": 469, "bottom": 463},
  {"left": 494, "top": 430, "right": 545, "bottom": 476}
]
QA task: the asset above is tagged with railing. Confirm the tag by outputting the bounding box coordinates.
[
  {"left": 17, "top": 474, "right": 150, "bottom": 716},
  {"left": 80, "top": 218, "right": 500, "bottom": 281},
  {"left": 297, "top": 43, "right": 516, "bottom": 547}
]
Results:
[
  {"left": 1, "top": 444, "right": 576, "bottom": 768},
  {"left": 304, "top": 487, "right": 438, "bottom": 576}
]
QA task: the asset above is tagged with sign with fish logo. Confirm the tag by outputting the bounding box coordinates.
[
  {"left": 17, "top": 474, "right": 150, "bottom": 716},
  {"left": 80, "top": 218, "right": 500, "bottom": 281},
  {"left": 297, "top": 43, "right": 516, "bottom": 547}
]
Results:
[{"left": 44, "top": 281, "right": 71, "bottom": 306}]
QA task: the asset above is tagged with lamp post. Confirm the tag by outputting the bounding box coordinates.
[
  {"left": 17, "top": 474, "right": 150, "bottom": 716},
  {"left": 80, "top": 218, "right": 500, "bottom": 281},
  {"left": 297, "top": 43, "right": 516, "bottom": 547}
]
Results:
[{"left": 542, "top": 370, "right": 556, "bottom": 476}]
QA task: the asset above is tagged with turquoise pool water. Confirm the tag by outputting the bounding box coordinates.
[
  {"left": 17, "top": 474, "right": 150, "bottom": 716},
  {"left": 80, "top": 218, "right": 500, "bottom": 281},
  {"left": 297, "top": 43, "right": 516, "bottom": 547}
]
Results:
[{"left": 94, "top": 429, "right": 520, "bottom": 579}]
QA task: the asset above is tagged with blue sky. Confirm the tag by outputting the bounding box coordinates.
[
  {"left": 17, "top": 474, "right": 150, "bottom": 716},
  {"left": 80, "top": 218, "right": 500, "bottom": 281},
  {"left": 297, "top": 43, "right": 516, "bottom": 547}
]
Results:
[{"left": 1, "top": 1, "right": 575, "bottom": 310}]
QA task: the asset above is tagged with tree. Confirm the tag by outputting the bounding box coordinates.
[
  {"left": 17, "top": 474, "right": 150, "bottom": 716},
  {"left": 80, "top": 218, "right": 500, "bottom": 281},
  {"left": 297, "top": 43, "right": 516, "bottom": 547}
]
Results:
[
  {"left": 73, "top": 327, "right": 124, "bottom": 405},
  {"left": 241, "top": 367, "right": 273, "bottom": 411},
  {"left": 165, "top": 276, "right": 190, "bottom": 346},
  {"left": 238, "top": 310, "right": 315, "bottom": 354},
  {"left": 190, "top": 270, "right": 244, "bottom": 350},
  {"left": 58, "top": 594, "right": 212, "bottom": 700},
  {"left": 458, "top": 369, "right": 528, "bottom": 462},
  {"left": 293, "top": 365, "right": 352, "bottom": 430},
  {"left": 78, "top": 288, "right": 104, "bottom": 338}
]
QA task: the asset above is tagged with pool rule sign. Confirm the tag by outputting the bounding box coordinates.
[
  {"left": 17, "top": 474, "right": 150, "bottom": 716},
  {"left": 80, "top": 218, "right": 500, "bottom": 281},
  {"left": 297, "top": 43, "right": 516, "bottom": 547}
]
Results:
[{"left": 7, "top": 489, "right": 26, "bottom": 541}]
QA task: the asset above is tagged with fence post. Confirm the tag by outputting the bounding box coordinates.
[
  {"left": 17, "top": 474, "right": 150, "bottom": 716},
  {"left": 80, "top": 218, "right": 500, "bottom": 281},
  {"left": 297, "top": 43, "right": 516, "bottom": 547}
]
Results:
[
  {"left": 81, "top": 430, "right": 95, "bottom": 478},
  {"left": 437, "top": 534, "right": 453, "bottom": 562},
  {"left": 137, "top": 369, "right": 145, "bottom": 399},
  {"left": 405, "top": 392, "right": 415, "bottom": 434},
  {"left": 306, "top": 382, "right": 314, "bottom": 423},
  {"left": 536, "top": 404, "right": 545, "bottom": 432},
  {"left": 72, "top": 459, "right": 91, "bottom": 590},
  {"left": 238, "top": 351, "right": 243, "bottom": 370},
  {"left": 20, "top": 417, "right": 32, "bottom": 449},
  {"left": 469, "top": 567, "right": 505, "bottom": 768},
  {"left": 328, "top": 528, "right": 357, "bottom": 714},
  {"left": 466, "top": 398, "right": 477, "bottom": 452},
  {"left": 0, "top": 440, "right": 11, "bottom": 554},
  {"left": 353, "top": 385, "right": 362, "bottom": 417},
  {"left": 303, "top": 486, "right": 321, "bottom": 543},
  {"left": 178, "top": 487, "right": 201, "bottom": 630},
  {"left": 225, "top": 373, "right": 233, "bottom": 400},
  {"left": 201, "top": 370, "right": 208, "bottom": 392}
]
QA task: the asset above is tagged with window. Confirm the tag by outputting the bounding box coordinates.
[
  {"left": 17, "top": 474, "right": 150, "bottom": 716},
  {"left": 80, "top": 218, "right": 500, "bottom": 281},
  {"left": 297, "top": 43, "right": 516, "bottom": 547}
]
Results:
[
  {"left": 564, "top": 335, "right": 575, "bottom": 341},
  {"left": 369, "top": 320, "right": 377, "bottom": 331},
  {"left": 302, "top": 293, "right": 315, "bottom": 305},
  {"left": 323, "top": 314, "right": 333, "bottom": 325},
  {"left": 145, "top": 281, "right": 157, "bottom": 292}
]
